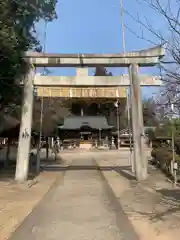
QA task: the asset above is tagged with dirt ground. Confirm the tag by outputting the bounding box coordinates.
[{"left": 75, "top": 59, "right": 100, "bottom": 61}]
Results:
[
  {"left": 0, "top": 159, "right": 65, "bottom": 240},
  {"left": 1, "top": 149, "right": 180, "bottom": 240},
  {"left": 96, "top": 150, "right": 180, "bottom": 240}
]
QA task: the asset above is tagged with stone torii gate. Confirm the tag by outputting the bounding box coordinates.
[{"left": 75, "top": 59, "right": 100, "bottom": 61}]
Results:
[{"left": 15, "top": 45, "right": 165, "bottom": 182}]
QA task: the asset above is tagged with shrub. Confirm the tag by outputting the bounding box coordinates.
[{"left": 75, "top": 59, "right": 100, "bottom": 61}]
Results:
[
  {"left": 152, "top": 140, "right": 161, "bottom": 148},
  {"left": 151, "top": 148, "right": 156, "bottom": 158},
  {"left": 151, "top": 147, "right": 172, "bottom": 173},
  {"left": 157, "top": 148, "right": 172, "bottom": 170},
  {"left": 175, "top": 140, "right": 180, "bottom": 155}
]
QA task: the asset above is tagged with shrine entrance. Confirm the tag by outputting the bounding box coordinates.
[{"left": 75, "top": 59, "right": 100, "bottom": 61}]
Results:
[
  {"left": 34, "top": 66, "right": 127, "bottom": 150},
  {"left": 16, "top": 46, "right": 165, "bottom": 182}
]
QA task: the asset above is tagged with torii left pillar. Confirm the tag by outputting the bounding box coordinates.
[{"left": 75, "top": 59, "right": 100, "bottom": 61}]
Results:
[{"left": 15, "top": 67, "right": 35, "bottom": 182}]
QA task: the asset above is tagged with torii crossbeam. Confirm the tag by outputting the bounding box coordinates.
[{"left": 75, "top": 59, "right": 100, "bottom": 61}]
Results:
[{"left": 25, "top": 45, "right": 165, "bottom": 67}]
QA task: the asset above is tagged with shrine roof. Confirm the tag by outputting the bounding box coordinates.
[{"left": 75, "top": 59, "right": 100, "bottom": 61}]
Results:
[{"left": 58, "top": 116, "right": 113, "bottom": 130}]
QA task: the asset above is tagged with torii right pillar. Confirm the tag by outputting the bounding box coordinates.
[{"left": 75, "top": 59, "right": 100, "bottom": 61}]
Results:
[{"left": 129, "top": 64, "right": 147, "bottom": 181}]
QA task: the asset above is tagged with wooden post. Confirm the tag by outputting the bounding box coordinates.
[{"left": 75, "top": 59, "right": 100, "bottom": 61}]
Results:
[
  {"left": 4, "top": 138, "right": 11, "bottom": 168},
  {"left": 46, "top": 137, "right": 49, "bottom": 159}
]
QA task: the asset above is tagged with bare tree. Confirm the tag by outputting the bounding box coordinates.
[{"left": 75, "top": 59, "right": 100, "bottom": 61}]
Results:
[
  {"left": 142, "top": 97, "right": 159, "bottom": 125},
  {"left": 123, "top": 0, "right": 180, "bottom": 114}
]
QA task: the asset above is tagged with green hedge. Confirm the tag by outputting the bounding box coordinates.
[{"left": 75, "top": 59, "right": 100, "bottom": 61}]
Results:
[{"left": 151, "top": 146, "right": 180, "bottom": 175}]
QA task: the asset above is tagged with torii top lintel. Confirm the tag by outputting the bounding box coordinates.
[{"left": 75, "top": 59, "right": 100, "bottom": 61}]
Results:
[{"left": 25, "top": 45, "right": 165, "bottom": 67}]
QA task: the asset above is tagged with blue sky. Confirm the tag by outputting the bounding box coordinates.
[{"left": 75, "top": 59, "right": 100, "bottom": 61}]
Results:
[{"left": 36, "top": 0, "right": 167, "bottom": 98}]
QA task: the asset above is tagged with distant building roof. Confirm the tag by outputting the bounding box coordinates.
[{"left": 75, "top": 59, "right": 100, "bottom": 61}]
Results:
[{"left": 58, "top": 116, "right": 113, "bottom": 130}]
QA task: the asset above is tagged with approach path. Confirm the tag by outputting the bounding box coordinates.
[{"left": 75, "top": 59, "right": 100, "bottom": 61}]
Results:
[{"left": 10, "top": 151, "right": 139, "bottom": 240}]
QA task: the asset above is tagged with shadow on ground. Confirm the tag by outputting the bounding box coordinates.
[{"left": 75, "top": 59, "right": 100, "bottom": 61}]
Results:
[
  {"left": 130, "top": 185, "right": 180, "bottom": 226},
  {"left": 0, "top": 155, "right": 62, "bottom": 182},
  {"left": 150, "top": 188, "right": 180, "bottom": 222},
  {"left": 0, "top": 168, "right": 35, "bottom": 182},
  {"left": 42, "top": 164, "right": 136, "bottom": 180}
]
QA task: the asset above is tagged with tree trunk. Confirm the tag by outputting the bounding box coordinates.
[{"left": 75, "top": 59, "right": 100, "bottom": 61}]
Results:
[
  {"left": 46, "top": 137, "right": 49, "bottom": 159},
  {"left": 4, "top": 138, "right": 11, "bottom": 168}
]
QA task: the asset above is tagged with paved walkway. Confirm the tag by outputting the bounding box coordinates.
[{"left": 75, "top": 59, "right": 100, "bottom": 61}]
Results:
[{"left": 10, "top": 155, "right": 139, "bottom": 240}]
